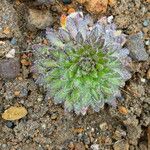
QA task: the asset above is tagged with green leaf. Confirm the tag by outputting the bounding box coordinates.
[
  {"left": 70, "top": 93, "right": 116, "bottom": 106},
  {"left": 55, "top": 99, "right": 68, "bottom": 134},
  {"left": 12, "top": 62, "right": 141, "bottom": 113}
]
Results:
[
  {"left": 68, "top": 64, "right": 78, "bottom": 78},
  {"left": 70, "top": 89, "right": 80, "bottom": 103},
  {"left": 96, "top": 63, "right": 103, "bottom": 70},
  {"left": 91, "top": 89, "right": 99, "bottom": 100},
  {"left": 44, "top": 76, "right": 53, "bottom": 82},
  {"left": 50, "top": 79, "right": 63, "bottom": 90},
  {"left": 102, "top": 86, "right": 112, "bottom": 95},
  {"left": 91, "top": 69, "right": 98, "bottom": 78},
  {"left": 54, "top": 88, "right": 69, "bottom": 103},
  {"left": 73, "top": 78, "right": 82, "bottom": 87},
  {"left": 42, "top": 60, "right": 58, "bottom": 67},
  {"left": 64, "top": 100, "right": 73, "bottom": 112},
  {"left": 108, "top": 77, "right": 122, "bottom": 86},
  {"left": 76, "top": 69, "right": 82, "bottom": 78},
  {"left": 50, "top": 69, "right": 61, "bottom": 78}
]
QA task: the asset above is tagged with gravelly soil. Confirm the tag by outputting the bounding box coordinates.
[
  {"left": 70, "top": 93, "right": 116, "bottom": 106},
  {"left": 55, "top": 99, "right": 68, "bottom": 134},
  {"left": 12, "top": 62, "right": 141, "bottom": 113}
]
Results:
[{"left": 0, "top": 0, "right": 150, "bottom": 150}]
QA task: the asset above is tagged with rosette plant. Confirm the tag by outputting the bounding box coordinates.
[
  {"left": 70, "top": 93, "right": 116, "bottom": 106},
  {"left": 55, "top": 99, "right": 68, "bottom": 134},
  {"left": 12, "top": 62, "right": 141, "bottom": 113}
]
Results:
[{"left": 33, "top": 12, "right": 131, "bottom": 115}]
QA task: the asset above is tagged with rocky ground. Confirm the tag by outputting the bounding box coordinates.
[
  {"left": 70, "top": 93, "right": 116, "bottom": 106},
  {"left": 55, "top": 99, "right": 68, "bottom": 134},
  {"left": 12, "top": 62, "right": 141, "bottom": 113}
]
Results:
[{"left": 0, "top": 0, "right": 150, "bottom": 150}]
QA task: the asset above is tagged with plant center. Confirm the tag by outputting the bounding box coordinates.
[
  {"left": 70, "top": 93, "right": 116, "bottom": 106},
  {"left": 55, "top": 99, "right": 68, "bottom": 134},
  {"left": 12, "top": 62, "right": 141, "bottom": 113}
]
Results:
[{"left": 78, "top": 56, "right": 96, "bottom": 73}]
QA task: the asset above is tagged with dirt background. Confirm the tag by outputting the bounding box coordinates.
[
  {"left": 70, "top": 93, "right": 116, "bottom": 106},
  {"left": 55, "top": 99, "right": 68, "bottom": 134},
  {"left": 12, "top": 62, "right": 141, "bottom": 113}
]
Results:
[{"left": 0, "top": 0, "right": 150, "bottom": 150}]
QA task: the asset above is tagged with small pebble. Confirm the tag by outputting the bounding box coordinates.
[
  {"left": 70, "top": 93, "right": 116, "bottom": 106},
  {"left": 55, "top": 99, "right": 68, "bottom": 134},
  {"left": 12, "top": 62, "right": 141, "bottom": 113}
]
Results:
[
  {"left": 74, "top": 128, "right": 84, "bottom": 133},
  {"left": 6, "top": 121, "right": 15, "bottom": 129},
  {"left": 20, "top": 100, "right": 25, "bottom": 104},
  {"left": 107, "top": 15, "right": 113, "bottom": 23},
  {"left": 105, "top": 137, "right": 112, "bottom": 145},
  {"left": 3, "top": 14, "right": 9, "bottom": 20},
  {"left": 90, "top": 144, "right": 99, "bottom": 150},
  {"left": 2, "top": 144, "right": 7, "bottom": 148},
  {"left": 91, "top": 127, "right": 95, "bottom": 132},
  {"left": 99, "top": 122, "right": 108, "bottom": 131},
  {"left": 113, "top": 128, "right": 127, "bottom": 140},
  {"left": 147, "top": 69, "right": 150, "bottom": 79},
  {"left": 19, "top": 88, "right": 28, "bottom": 98},
  {"left": 118, "top": 106, "right": 128, "bottom": 115},
  {"left": 74, "top": 142, "right": 85, "bottom": 150},
  {"left": 37, "top": 95, "right": 43, "bottom": 102},
  {"left": 145, "top": 40, "right": 150, "bottom": 46},
  {"left": 5, "top": 49, "right": 15, "bottom": 58},
  {"left": 62, "top": 0, "right": 72, "bottom": 4},
  {"left": 14, "top": 90, "right": 20, "bottom": 96},
  {"left": 10, "top": 37, "right": 17, "bottom": 45},
  {"left": 5, "top": 90, "right": 14, "bottom": 100},
  {"left": 41, "top": 123, "right": 46, "bottom": 129},
  {"left": 77, "top": 133, "right": 83, "bottom": 140},
  {"left": 51, "top": 112, "right": 58, "bottom": 120},
  {"left": 140, "top": 78, "right": 146, "bottom": 83},
  {"left": 68, "top": 8, "right": 75, "bottom": 14},
  {"left": 3, "top": 27, "right": 10, "bottom": 35},
  {"left": 68, "top": 142, "right": 74, "bottom": 149},
  {"left": 143, "top": 19, "right": 149, "bottom": 27}
]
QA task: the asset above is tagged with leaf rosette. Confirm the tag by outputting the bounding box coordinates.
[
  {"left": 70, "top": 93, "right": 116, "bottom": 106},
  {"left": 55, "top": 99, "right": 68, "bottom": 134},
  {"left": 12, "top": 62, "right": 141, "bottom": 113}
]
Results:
[{"left": 33, "top": 12, "right": 131, "bottom": 115}]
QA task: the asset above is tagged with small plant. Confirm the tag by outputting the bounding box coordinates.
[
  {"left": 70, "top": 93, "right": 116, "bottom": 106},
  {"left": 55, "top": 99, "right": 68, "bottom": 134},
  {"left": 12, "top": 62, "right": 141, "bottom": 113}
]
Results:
[{"left": 33, "top": 12, "right": 131, "bottom": 115}]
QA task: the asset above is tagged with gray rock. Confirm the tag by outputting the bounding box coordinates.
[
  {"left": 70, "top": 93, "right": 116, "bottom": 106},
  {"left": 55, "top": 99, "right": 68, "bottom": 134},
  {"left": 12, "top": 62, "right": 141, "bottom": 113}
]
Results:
[
  {"left": 143, "top": 19, "right": 149, "bottom": 27},
  {"left": 27, "top": 8, "right": 54, "bottom": 30},
  {"left": 0, "top": 0, "right": 20, "bottom": 38},
  {"left": 0, "top": 58, "right": 20, "bottom": 79},
  {"left": 82, "top": 134, "right": 90, "bottom": 145},
  {"left": 6, "top": 121, "right": 15, "bottom": 129},
  {"left": 10, "top": 38, "right": 17, "bottom": 45},
  {"left": 127, "top": 32, "right": 149, "bottom": 61}
]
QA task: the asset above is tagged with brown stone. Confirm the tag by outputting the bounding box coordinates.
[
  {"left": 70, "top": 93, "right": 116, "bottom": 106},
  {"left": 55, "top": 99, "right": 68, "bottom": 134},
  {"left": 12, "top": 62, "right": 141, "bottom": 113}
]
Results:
[
  {"left": 74, "top": 142, "right": 86, "bottom": 150},
  {"left": 147, "top": 69, "right": 150, "bottom": 79},
  {"left": 27, "top": 8, "right": 54, "bottom": 30},
  {"left": 118, "top": 106, "right": 128, "bottom": 115},
  {"left": 76, "top": 0, "right": 108, "bottom": 14},
  {"left": 2, "top": 106, "right": 27, "bottom": 120},
  {"left": 113, "top": 140, "right": 129, "bottom": 150},
  {"left": 108, "top": 0, "right": 117, "bottom": 6}
]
